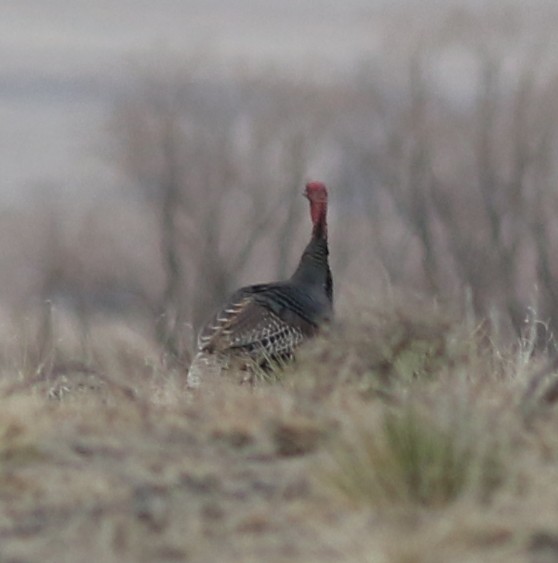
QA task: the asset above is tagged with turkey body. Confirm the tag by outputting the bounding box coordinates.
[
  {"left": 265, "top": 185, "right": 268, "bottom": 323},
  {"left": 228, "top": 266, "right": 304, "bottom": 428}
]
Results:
[
  {"left": 188, "top": 181, "right": 332, "bottom": 386},
  {"left": 198, "top": 280, "right": 332, "bottom": 361}
]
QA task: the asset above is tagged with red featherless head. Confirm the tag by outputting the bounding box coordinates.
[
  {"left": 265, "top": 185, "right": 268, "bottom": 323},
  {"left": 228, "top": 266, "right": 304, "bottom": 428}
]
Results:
[
  {"left": 304, "top": 181, "right": 328, "bottom": 203},
  {"left": 304, "top": 181, "right": 328, "bottom": 238}
]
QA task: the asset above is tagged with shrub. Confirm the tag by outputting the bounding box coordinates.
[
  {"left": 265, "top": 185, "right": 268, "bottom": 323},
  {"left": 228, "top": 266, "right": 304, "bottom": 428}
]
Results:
[{"left": 322, "top": 401, "right": 504, "bottom": 508}]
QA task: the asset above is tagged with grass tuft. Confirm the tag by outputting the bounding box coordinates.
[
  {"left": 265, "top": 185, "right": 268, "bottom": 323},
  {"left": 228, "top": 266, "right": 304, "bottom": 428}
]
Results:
[{"left": 321, "top": 401, "right": 505, "bottom": 508}]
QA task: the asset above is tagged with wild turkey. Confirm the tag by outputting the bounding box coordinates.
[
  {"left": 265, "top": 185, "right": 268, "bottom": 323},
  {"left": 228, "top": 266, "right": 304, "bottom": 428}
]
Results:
[{"left": 187, "top": 181, "right": 332, "bottom": 386}]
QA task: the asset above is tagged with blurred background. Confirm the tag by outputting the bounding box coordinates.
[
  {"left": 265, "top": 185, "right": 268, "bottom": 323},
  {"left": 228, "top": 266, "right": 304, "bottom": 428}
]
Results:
[{"left": 3, "top": 0, "right": 558, "bottom": 365}]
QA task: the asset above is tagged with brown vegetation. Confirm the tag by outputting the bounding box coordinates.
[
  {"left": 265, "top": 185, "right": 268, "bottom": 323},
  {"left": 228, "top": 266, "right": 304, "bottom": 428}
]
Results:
[{"left": 0, "top": 299, "right": 555, "bottom": 562}]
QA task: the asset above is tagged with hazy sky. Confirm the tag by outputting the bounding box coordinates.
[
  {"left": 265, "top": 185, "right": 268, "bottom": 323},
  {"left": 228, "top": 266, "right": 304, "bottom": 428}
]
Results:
[
  {"left": 0, "top": 1, "right": 384, "bottom": 206},
  {"left": 2, "top": 1, "right": 378, "bottom": 70},
  {"left": 0, "top": 0, "right": 551, "bottom": 207}
]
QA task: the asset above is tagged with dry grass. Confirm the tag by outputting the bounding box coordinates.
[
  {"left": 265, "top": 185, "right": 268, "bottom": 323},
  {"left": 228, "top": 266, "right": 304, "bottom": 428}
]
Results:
[
  {"left": 321, "top": 400, "right": 505, "bottom": 509},
  {"left": 0, "top": 300, "right": 556, "bottom": 562}
]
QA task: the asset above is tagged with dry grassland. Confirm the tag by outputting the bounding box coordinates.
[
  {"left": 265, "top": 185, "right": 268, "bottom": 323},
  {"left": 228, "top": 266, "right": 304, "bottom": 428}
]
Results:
[{"left": 0, "top": 299, "right": 556, "bottom": 562}]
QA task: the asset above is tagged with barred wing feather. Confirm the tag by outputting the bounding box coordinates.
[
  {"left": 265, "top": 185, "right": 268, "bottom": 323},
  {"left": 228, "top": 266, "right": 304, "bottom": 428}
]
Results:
[{"left": 197, "top": 284, "right": 318, "bottom": 360}]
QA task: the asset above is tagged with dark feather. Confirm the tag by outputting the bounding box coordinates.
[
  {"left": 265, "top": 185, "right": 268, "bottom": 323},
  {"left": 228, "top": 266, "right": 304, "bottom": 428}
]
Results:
[{"left": 198, "top": 282, "right": 326, "bottom": 362}]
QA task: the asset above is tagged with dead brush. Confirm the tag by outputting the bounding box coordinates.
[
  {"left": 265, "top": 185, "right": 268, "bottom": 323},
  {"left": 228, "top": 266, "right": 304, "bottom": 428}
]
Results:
[{"left": 283, "top": 298, "right": 475, "bottom": 399}]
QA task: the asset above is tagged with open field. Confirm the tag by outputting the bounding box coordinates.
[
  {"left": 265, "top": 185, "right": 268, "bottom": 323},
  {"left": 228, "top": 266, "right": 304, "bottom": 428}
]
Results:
[
  {"left": 0, "top": 299, "right": 556, "bottom": 562},
  {"left": 3, "top": 2, "right": 558, "bottom": 561}
]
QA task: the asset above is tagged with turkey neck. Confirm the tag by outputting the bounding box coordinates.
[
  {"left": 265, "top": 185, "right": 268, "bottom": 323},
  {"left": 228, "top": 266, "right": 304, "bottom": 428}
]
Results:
[
  {"left": 310, "top": 200, "right": 327, "bottom": 239},
  {"left": 290, "top": 200, "right": 330, "bottom": 290}
]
